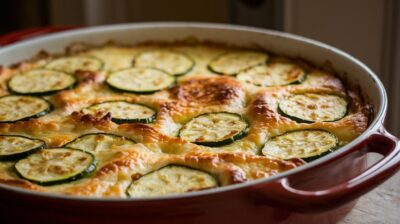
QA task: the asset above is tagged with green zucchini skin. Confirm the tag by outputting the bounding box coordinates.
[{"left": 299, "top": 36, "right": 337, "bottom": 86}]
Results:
[
  {"left": 277, "top": 106, "right": 314, "bottom": 124},
  {"left": 261, "top": 129, "right": 339, "bottom": 162},
  {"left": 178, "top": 112, "right": 249, "bottom": 147},
  {"left": 7, "top": 70, "right": 77, "bottom": 95},
  {"left": 14, "top": 147, "right": 97, "bottom": 186},
  {"left": 302, "top": 148, "right": 336, "bottom": 162},
  {"left": 0, "top": 95, "right": 53, "bottom": 123},
  {"left": 0, "top": 135, "right": 47, "bottom": 161},
  {"left": 82, "top": 101, "right": 157, "bottom": 124},
  {"left": 106, "top": 67, "right": 176, "bottom": 94},
  {"left": 112, "top": 115, "right": 156, "bottom": 124},
  {"left": 194, "top": 128, "right": 248, "bottom": 147}
]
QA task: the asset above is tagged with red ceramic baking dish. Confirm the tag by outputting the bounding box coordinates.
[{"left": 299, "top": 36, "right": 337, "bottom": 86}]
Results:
[{"left": 0, "top": 23, "right": 398, "bottom": 224}]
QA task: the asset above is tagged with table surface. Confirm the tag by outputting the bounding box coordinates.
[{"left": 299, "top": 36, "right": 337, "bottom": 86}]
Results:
[{"left": 338, "top": 155, "right": 400, "bottom": 224}]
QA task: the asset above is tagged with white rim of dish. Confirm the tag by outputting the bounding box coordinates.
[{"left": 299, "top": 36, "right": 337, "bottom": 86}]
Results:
[{"left": 0, "top": 22, "right": 387, "bottom": 202}]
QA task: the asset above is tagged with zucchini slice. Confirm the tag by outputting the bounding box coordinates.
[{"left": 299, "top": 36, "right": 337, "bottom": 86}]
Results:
[
  {"left": 45, "top": 56, "right": 103, "bottom": 74},
  {"left": 106, "top": 68, "right": 175, "bottom": 94},
  {"left": 0, "top": 135, "right": 46, "bottom": 161},
  {"left": 262, "top": 130, "right": 338, "bottom": 161},
  {"left": 15, "top": 148, "right": 96, "bottom": 186},
  {"left": 278, "top": 93, "right": 348, "bottom": 123},
  {"left": 126, "top": 165, "right": 218, "bottom": 197},
  {"left": 236, "top": 62, "right": 306, "bottom": 87},
  {"left": 8, "top": 69, "right": 76, "bottom": 95},
  {"left": 178, "top": 112, "right": 248, "bottom": 147},
  {"left": 208, "top": 51, "right": 268, "bottom": 75},
  {"left": 65, "top": 133, "right": 136, "bottom": 154},
  {"left": 0, "top": 95, "right": 51, "bottom": 123},
  {"left": 82, "top": 101, "right": 156, "bottom": 124},
  {"left": 134, "top": 50, "right": 194, "bottom": 76}
]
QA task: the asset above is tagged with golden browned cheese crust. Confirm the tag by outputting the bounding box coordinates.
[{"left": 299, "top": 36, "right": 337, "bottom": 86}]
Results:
[{"left": 0, "top": 42, "right": 369, "bottom": 198}]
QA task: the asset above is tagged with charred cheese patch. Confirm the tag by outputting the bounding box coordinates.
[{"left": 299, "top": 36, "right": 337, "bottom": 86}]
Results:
[{"left": 171, "top": 76, "right": 244, "bottom": 105}]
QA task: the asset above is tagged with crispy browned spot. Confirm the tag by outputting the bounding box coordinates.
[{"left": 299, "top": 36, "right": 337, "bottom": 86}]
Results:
[
  {"left": 75, "top": 70, "right": 103, "bottom": 84},
  {"left": 131, "top": 173, "right": 142, "bottom": 181},
  {"left": 0, "top": 178, "right": 42, "bottom": 191},
  {"left": 68, "top": 111, "right": 114, "bottom": 131},
  {"left": 250, "top": 96, "right": 280, "bottom": 122},
  {"left": 170, "top": 77, "right": 243, "bottom": 105}
]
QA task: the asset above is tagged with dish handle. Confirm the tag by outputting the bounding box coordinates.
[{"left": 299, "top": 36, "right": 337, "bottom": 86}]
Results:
[
  {"left": 256, "top": 128, "right": 400, "bottom": 213},
  {"left": 0, "top": 26, "right": 79, "bottom": 46}
]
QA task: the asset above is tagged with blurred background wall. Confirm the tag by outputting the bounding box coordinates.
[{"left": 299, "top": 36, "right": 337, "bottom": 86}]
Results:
[{"left": 0, "top": 0, "right": 399, "bottom": 135}]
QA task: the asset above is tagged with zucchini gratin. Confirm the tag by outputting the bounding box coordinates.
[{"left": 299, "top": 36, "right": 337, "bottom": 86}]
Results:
[{"left": 0, "top": 41, "right": 369, "bottom": 198}]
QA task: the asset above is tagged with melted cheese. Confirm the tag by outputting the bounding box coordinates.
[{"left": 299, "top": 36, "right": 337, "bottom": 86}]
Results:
[{"left": 0, "top": 42, "right": 369, "bottom": 198}]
